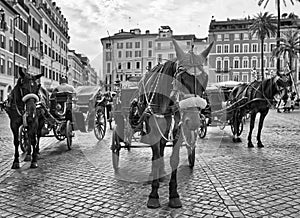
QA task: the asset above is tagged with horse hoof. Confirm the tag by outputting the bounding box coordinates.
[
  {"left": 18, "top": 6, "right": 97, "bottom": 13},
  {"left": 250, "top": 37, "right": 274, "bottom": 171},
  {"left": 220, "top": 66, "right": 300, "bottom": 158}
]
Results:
[
  {"left": 11, "top": 162, "right": 20, "bottom": 169},
  {"left": 232, "top": 138, "right": 237, "bottom": 143},
  {"left": 30, "top": 162, "right": 38, "bottom": 168},
  {"left": 147, "top": 198, "right": 160, "bottom": 208},
  {"left": 168, "top": 198, "right": 182, "bottom": 208},
  {"left": 236, "top": 138, "right": 242, "bottom": 143},
  {"left": 248, "top": 143, "right": 254, "bottom": 148},
  {"left": 24, "top": 155, "right": 32, "bottom": 162},
  {"left": 257, "top": 143, "right": 264, "bottom": 148}
]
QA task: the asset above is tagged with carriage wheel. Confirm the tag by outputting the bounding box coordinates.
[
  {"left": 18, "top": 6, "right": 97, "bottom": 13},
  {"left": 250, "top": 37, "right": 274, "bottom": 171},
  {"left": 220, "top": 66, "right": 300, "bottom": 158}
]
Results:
[
  {"left": 198, "top": 115, "right": 207, "bottom": 139},
  {"left": 187, "top": 146, "right": 195, "bottom": 168},
  {"left": 230, "top": 122, "right": 244, "bottom": 136},
  {"left": 53, "top": 124, "right": 65, "bottom": 141},
  {"left": 111, "top": 128, "right": 121, "bottom": 171},
  {"left": 94, "top": 107, "right": 106, "bottom": 141},
  {"left": 66, "top": 120, "right": 73, "bottom": 150},
  {"left": 19, "top": 125, "right": 29, "bottom": 153}
]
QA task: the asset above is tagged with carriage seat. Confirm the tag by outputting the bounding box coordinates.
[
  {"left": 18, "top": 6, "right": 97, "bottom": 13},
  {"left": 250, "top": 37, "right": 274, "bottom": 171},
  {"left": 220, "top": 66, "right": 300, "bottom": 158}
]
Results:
[{"left": 50, "top": 91, "right": 73, "bottom": 120}]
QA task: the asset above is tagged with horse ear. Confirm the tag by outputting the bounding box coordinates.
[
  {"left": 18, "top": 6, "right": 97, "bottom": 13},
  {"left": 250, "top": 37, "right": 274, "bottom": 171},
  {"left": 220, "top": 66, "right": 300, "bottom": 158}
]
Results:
[
  {"left": 172, "top": 39, "right": 185, "bottom": 61},
  {"left": 34, "top": 73, "right": 44, "bottom": 80},
  {"left": 201, "top": 41, "right": 214, "bottom": 59}
]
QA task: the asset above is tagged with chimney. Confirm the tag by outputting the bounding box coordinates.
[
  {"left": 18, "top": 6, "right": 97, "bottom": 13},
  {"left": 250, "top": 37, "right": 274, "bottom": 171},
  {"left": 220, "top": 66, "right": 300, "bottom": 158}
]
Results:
[{"left": 145, "top": 30, "right": 150, "bottom": 34}]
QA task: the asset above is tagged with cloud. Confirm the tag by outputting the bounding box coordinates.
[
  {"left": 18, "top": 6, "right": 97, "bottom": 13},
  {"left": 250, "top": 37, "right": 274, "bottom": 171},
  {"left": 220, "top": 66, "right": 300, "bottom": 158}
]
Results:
[{"left": 55, "top": 0, "right": 300, "bottom": 70}]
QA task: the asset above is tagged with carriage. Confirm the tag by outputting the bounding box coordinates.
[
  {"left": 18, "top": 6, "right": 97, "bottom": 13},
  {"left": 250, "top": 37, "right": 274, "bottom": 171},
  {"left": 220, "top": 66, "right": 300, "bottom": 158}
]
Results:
[
  {"left": 74, "top": 86, "right": 107, "bottom": 140},
  {"left": 203, "top": 81, "right": 246, "bottom": 136}
]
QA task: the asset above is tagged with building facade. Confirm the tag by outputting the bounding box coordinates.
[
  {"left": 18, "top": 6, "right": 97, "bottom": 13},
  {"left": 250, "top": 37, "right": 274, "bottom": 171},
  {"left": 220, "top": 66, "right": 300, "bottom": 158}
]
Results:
[
  {"left": 26, "top": 0, "right": 41, "bottom": 76},
  {"left": 37, "top": 0, "right": 69, "bottom": 89},
  {"left": 208, "top": 16, "right": 300, "bottom": 84},
  {"left": 67, "top": 49, "right": 83, "bottom": 87},
  {"left": 0, "top": 0, "right": 18, "bottom": 102},
  {"left": 100, "top": 26, "right": 209, "bottom": 91}
]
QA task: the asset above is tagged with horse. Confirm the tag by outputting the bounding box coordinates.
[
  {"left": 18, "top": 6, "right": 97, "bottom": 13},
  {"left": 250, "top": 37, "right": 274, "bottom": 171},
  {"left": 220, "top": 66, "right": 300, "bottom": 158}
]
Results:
[
  {"left": 5, "top": 69, "right": 44, "bottom": 169},
  {"left": 128, "top": 39, "right": 213, "bottom": 208},
  {"left": 228, "top": 72, "right": 292, "bottom": 147}
]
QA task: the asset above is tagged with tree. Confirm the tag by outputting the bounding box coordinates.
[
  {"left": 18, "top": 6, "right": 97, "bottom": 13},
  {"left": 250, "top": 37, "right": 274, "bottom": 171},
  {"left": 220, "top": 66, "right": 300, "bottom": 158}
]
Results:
[
  {"left": 272, "top": 30, "right": 300, "bottom": 96},
  {"left": 250, "top": 12, "right": 277, "bottom": 80},
  {"left": 258, "top": 0, "right": 300, "bottom": 73}
]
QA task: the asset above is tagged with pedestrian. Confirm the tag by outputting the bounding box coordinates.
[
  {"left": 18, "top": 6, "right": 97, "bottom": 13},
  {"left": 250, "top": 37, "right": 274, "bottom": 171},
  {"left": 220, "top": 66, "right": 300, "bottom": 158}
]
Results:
[{"left": 284, "top": 93, "right": 292, "bottom": 113}]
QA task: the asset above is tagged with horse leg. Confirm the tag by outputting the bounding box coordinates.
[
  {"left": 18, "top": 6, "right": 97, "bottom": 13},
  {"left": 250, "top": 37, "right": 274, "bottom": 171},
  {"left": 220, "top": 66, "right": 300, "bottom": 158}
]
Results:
[
  {"left": 30, "top": 135, "right": 38, "bottom": 168},
  {"left": 247, "top": 112, "right": 256, "bottom": 148},
  {"left": 159, "top": 144, "right": 167, "bottom": 182},
  {"left": 147, "top": 143, "right": 161, "bottom": 208},
  {"left": 232, "top": 111, "right": 239, "bottom": 143},
  {"left": 11, "top": 127, "right": 20, "bottom": 169},
  {"left": 168, "top": 137, "right": 182, "bottom": 208},
  {"left": 24, "top": 134, "right": 32, "bottom": 162},
  {"left": 257, "top": 109, "right": 268, "bottom": 148},
  {"left": 235, "top": 110, "right": 242, "bottom": 142}
]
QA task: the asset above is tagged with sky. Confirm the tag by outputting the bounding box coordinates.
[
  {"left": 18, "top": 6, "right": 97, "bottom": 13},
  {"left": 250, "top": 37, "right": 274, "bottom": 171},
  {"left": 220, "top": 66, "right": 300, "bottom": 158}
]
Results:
[{"left": 54, "top": 0, "right": 300, "bottom": 73}]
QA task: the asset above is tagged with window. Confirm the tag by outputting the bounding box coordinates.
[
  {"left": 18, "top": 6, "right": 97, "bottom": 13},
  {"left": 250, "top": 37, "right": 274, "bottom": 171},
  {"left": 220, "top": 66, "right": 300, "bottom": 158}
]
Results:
[
  {"left": 234, "top": 59, "right": 240, "bottom": 69},
  {"left": 106, "top": 63, "right": 111, "bottom": 74},
  {"left": 168, "top": 53, "right": 174, "bottom": 60},
  {"left": 105, "top": 43, "right": 111, "bottom": 49},
  {"left": 216, "top": 75, "right": 222, "bottom": 82},
  {"left": 135, "top": 42, "right": 140, "bottom": 48},
  {"left": 126, "top": 51, "right": 132, "bottom": 58},
  {"left": 0, "top": 35, "right": 5, "bottom": 49},
  {"left": 105, "top": 51, "right": 112, "bottom": 61},
  {"left": 234, "top": 33, "right": 240, "bottom": 40},
  {"left": 7, "top": 60, "right": 12, "bottom": 75},
  {"left": 135, "top": 51, "right": 141, "bottom": 57},
  {"left": 147, "top": 61, "right": 152, "bottom": 70},
  {"left": 216, "top": 59, "right": 222, "bottom": 70},
  {"left": 242, "top": 59, "right": 248, "bottom": 68},
  {"left": 224, "top": 44, "right": 229, "bottom": 53},
  {"left": 224, "top": 59, "right": 229, "bottom": 71},
  {"left": 9, "top": 39, "right": 13, "bottom": 52},
  {"left": 136, "top": 62, "right": 140, "bottom": 69},
  {"left": 224, "top": 34, "right": 229, "bottom": 41},
  {"left": 252, "top": 44, "right": 258, "bottom": 53},
  {"left": 127, "top": 62, "right": 131, "bottom": 69},
  {"left": 216, "top": 45, "right": 222, "bottom": 53},
  {"left": 148, "top": 50, "right": 152, "bottom": 57},
  {"left": 118, "top": 51, "right": 122, "bottom": 58},
  {"left": 263, "top": 43, "right": 267, "bottom": 52},
  {"left": 217, "top": 34, "right": 222, "bottom": 41},
  {"left": 270, "top": 57, "right": 275, "bottom": 68},
  {"left": 0, "top": 57, "right": 5, "bottom": 74},
  {"left": 233, "top": 73, "right": 239, "bottom": 81},
  {"left": 126, "top": 42, "right": 132, "bottom": 49},
  {"left": 157, "top": 43, "right": 161, "bottom": 50},
  {"left": 158, "top": 54, "right": 162, "bottom": 63},
  {"left": 243, "top": 33, "right": 249, "bottom": 40},
  {"left": 234, "top": 44, "right": 239, "bottom": 53},
  {"left": 270, "top": 43, "right": 276, "bottom": 52},
  {"left": 117, "top": 43, "right": 123, "bottom": 49},
  {"left": 243, "top": 44, "right": 249, "bottom": 53},
  {"left": 242, "top": 74, "right": 248, "bottom": 82},
  {"left": 148, "top": 41, "right": 152, "bottom": 48},
  {"left": 252, "top": 58, "right": 257, "bottom": 68},
  {"left": 0, "top": 90, "right": 3, "bottom": 102},
  {"left": 252, "top": 32, "right": 258, "bottom": 40}
]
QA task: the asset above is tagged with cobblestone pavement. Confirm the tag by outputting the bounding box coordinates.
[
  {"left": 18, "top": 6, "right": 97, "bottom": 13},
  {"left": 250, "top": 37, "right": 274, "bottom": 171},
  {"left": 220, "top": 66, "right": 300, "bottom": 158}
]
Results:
[{"left": 0, "top": 109, "right": 300, "bottom": 217}]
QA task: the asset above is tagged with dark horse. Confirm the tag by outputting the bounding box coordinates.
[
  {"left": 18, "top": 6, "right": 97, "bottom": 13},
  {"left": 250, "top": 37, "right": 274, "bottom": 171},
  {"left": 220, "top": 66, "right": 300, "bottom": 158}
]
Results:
[
  {"left": 130, "top": 40, "right": 213, "bottom": 208},
  {"left": 5, "top": 69, "right": 44, "bottom": 169},
  {"left": 228, "top": 72, "right": 292, "bottom": 147}
]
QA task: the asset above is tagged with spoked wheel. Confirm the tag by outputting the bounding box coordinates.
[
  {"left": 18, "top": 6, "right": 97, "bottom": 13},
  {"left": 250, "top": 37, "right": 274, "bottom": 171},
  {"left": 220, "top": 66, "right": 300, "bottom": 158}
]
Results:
[
  {"left": 198, "top": 115, "right": 207, "bottom": 139},
  {"left": 53, "top": 124, "right": 65, "bottom": 141},
  {"left": 230, "top": 122, "right": 244, "bottom": 136},
  {"left": 19, "top": 125, "right": 29, "bottom": 153},
  {"left": 111, "top": 128, "right": 121, "bottom": 171},
  {"left": 66, "top": 120, "right": 73, "bottom": 150},
  {"left": 94, "top": 107, "right": 106, "bottom": 141}
]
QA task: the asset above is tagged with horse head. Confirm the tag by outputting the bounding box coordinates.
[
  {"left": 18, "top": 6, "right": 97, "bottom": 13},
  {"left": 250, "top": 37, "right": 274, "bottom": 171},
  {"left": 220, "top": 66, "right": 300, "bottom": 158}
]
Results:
[
  {"left": 17, "top": 69, "right": 44, "bottom": 123},
  {"left": 273, "top": 71, "right": 293, "bottom": 93}
]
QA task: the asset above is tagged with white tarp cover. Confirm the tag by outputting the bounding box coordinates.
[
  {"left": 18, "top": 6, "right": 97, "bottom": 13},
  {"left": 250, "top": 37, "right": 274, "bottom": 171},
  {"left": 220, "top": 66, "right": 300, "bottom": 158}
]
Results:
[{"left": 179, "top": 96, "right": 207, "bottom": 109}]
